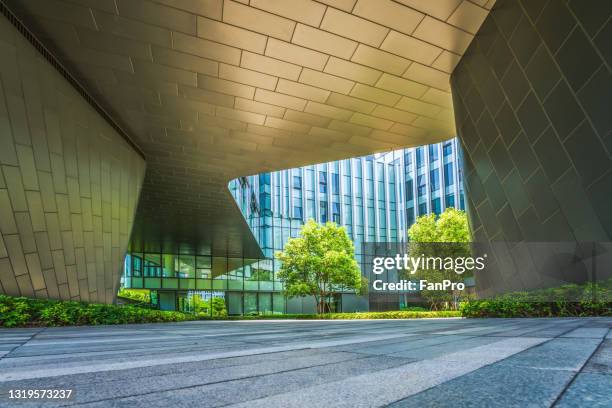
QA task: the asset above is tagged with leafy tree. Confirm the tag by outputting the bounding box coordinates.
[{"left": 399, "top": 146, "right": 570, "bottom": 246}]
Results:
[
  {"left": 276, "top": 219, "right": 362, "bottom": 314},
  {"left": 407, "top": 208, "right": 471, "bottom": 310}
]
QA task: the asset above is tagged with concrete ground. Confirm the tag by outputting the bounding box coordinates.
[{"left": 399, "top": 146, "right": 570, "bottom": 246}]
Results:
[{"left": 0, "top": 318, "right": 610, "bottom": 407}]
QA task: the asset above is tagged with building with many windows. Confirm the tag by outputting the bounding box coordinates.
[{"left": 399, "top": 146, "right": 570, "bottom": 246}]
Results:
[
  {"left": 121, "top": 139, "right": 464, "bottom": 314},
  {"left": 231, "top": 139, "right": 465, "bottom": 259}
]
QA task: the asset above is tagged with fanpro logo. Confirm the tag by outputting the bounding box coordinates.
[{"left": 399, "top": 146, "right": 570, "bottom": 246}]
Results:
[{"left": 372, "top": 254, "right": 487, "bottom": 275}]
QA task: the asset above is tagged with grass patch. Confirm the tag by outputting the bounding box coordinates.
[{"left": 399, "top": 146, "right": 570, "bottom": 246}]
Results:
[{"left": 460, "top": 280, "right": 612, "bottom": 318}]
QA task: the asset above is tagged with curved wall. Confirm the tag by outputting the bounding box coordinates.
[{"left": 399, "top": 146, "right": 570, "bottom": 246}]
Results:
[
  {"left": 451, "top": 0, "right": 612, "bottom": 294},
  {"left": 0, "top": 14, "right": 146, "bottom": 303}
]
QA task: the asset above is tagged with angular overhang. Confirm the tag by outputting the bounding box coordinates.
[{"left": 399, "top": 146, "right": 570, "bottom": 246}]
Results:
[{"left": 4, "top": 0, "right": 493, "bottom": 257}]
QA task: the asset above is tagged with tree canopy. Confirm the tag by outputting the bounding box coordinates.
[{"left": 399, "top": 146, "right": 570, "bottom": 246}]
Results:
[
  {"left": 275, "top": 220, "right": 362, "bottom": 313},
  {"left": 407, "top": 208, "right": 472, "bottom": 310},
  {"left": 408, "top": 208, "right": 471, "bottom": 243}
]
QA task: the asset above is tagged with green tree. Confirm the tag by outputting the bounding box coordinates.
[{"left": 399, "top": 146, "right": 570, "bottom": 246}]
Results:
[
  {"left": 276, "top": 219, "right": 362, "bottom": 314},
  {"left": 407, "top": 208, "right": 471, "bottom": 310}
]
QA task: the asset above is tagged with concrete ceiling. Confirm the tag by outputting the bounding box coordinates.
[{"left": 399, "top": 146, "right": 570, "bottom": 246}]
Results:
[{"left": 6, "top": 0, "right": 493, "bottom": 257}]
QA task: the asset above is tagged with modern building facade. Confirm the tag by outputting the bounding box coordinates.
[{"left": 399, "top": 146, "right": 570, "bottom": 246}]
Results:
[
  {"left": 0, "top": 0, "right": 610, "bottom": 307},
  {"left": 123, "top": 140, "right": 465, "bottom": 313},
  {"left": 232, "top": 140, "right": 465, "bottom": 259}
]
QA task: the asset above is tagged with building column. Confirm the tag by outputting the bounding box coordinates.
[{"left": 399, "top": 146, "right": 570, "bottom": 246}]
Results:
[
  {"left": 451, "top": 0, "right": 612, "bottom": 295},
  {"left": 0, "top": 12, "right": 146, "bottom": 303}
]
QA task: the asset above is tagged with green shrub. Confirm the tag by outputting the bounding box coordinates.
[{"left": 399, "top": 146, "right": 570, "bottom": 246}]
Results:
[
  {"left": 460, "top": 280, "right": 612, "bottom": 318},
  {"left": 224, "top": 310, "right": 461, "bottom": 320},
  {"left": 323, "top": 310, "right": 461, "bottom": 319},
  {"left": 0, "top": 295, "right": 32, "bottom": 327},
  {"left": 0, "top": 295, "right": 195, "bottom": 328}
]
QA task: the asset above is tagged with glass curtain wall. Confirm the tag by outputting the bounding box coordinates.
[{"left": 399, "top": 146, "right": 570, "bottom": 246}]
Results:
[{"left": 124, "top": 139, "right": 465, "bottom": 314}]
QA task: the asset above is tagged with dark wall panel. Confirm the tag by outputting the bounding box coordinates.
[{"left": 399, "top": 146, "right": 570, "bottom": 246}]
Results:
[
  {"left": 452, "top": 0, "right": 612, "bottom": 295},
  {"left": 0, "top": 14, "right": 145, "bottom": 303}
]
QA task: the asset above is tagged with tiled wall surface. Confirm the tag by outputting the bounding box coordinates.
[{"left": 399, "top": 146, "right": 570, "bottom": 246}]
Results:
[
  {"left": 0, "top": 15, "right": 146, "bottom": 303},
  {"left": 452, "top": 0, "right": 612, "bottom": 294}
]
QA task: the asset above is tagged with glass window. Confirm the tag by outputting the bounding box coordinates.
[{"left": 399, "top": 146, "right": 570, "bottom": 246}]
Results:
[
  {"left": 418, "top": 202, "right": 427, "bottom": 215},
  {"left": 132, "top": 254, "right": 142, "bottom": 277},
  {"left": 177, "top": 255, "right": 195, "bottom": 278},
  {"left": 417, "top": 175, "right": 426, "bottom": 196},
  {"left": 144, "top": 254, "right": 161, "bottom": 277},
  {"left": 227, "top": 292, "right": 243, "bottom": 315},
  {"left": 429, "top": 145, "right": 439, "bottom": 162},
  {"left": 405, "top": 151, "right": 413, "bottom": 167},
  {"left": 379, "top": 208, "right": 386, "bottom": 228},
  {"left": 306, "top": 199, "right": 315, "bottom": 219},
  {"left": 366, "top": 158, "right": 374, "bottom": 179},
  {"left": 406, "top": 178, "right": 414, "bottom": 201},
  {"left": 319, "top": 171, "right": 327, "bottom": 193},
  {"left": 332, "top": 173, "right": 340, "bottom": 195},
  {"left": 354, "top": 160, "right": 362, "bottom": 177},
  {"left": 430, "top": 169, "right": 440, "bottom": 192},
  {"left": 293, "top": 206, "right": 303, "bottom": 219},
  {"left": 443, "top": 142, "right": 452, "bottom": 157},
  {"left": 444, "top": 163, "right": 454, "bottom": 186},
  {"left": 196, "top": 256, "right": 211, "bottom": 279},
  {"left": 320, "top": 201, "right": 328, "bottom": 223},
  {"left": 162, "top": 254, "right": 175, "bottom": 277},
  {"left": 445, "top": 194, "right": 455, "bottom": 208},
  {"left": 212, "top": 257, "right": 227, "bottom": 279},
  {"left": 332, "top": 202, "right": 340, "bottom": 223},
  {"left": 259, "top": 293, "right": 272, "bottom": 315},
  {"left": 259, "top": 173, "right": 270, "bottom": 185},
  {"left": 431, "top": 197, "right": 441, "bottom": 215},
  {"left": 293, "top": 175, "right": 302, "bottom": 189},
  {"left": 416, "top": 147, "right": 424, "bottom": 168},
  {"left": 244, "top": 293, "right": 257, "bottom": 315},
  {"left": 305, "top": 168, "right": 314, "bottom": 191},
  {"left": 406, "top": 207, "right": 415, "bottom": 226}
]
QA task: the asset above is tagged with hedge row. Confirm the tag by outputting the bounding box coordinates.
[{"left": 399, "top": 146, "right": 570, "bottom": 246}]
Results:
[
  {"left": 460, "top": 281, "right": 612, "bottom": 318},
  {"left": 3, "top": 280, "right": 610, "bottom": 327},
  {"left": 0, "top": 295, "right": 194, "bottom": 327},
  {"left": 215, "top": 310, "right": 462, "bottom": 320}
]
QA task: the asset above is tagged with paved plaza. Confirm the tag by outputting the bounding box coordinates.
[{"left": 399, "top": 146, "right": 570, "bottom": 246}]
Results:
[{"left": 0, "top": 318, "right": 610, "bottom": 407}]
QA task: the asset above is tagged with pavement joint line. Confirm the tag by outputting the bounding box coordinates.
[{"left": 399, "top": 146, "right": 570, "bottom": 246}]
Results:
[
  {"left": 0, "top": 333, "right": 412, "bottom": 382},
  {"left": 348, "top": 335, "right": 480, "bottom": 357},
  {"left": 226, "top": 337, "right": 551, "bottom": 408},
  {"left": 0, "top": 342, "right": 267, "bottom": 364},
  {"left": 550, "top": 336, "right": 606, "bottom": 407},
  {"left": 0, "top": 328, "right": 45, "bottom": 362},
  {"left": 21, "top": 330, "right": 304, "bottom": 346}
]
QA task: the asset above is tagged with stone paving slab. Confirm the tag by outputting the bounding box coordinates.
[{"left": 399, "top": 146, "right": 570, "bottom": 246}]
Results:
[
  {"left": 494, "top": 338, "right": 601, "bottom": 371},
  {"left": 562, "top": 328, "right": 610, "bottom": 338},
  {"left": 0, "top": 318, "right": 609, "bottom": 407},
  {"left": 389, "top": 364, "right": 575, "bottom": 407},
  {"left": 583, "top": 340, "right": 612, "bottom": 375},
  {"left": 556, "top": 373, "right": 612, "bottom": 408}
]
